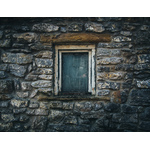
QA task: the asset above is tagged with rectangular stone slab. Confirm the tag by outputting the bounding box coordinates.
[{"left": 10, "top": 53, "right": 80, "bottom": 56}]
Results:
[{"left": 40, "top": 33, "right": 111, "bottom": 43}]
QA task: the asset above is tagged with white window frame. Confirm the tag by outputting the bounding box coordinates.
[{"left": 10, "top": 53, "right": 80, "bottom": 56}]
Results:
[{"left": 54, "top": 45, "right": 96, "bottom": 96}]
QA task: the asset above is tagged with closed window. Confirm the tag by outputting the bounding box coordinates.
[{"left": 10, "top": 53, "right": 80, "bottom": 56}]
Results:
[{"left": 54, "top": 45, "right": 96, "bottom": 96}]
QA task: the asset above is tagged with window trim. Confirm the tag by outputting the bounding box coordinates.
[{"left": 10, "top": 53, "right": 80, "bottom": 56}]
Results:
[{"left": 54, "top": 45, "right": 96, "bottom": 96}]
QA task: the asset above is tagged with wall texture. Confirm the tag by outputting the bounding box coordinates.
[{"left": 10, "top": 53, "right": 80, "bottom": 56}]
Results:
[{"left": 0, "top": 17, "right": 150, "bottom": 132}]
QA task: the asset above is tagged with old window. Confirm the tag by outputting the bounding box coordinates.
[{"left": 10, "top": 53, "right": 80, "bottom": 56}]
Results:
[{"left": 54, "top": 45, "right": 96, "bottom": 96}]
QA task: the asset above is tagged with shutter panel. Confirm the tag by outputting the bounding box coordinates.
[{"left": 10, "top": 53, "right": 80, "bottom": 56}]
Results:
[{"left": 62, "top": 53, "right": 88, "bottom": 93}]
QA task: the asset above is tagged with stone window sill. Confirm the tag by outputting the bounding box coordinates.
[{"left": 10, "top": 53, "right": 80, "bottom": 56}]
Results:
[{"left": 37, "top": 94, "right": 108, "bottom": 101}]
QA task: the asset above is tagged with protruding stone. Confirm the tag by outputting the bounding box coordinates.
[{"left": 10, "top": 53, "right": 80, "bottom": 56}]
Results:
[
  {"left": 16, "top": 91, "right": 29, "bottom": 98},
  {"left": 33, "top": 68, "right": 53, "bottom": 75},
  {"left": 104, "top": 103, "right": 120, "bottom": 112},
  {"left": 13, "top": 108, "right": 26, "bottom": 114},
  {"left": 138, "top": 54, "right": 150, "bottom": 63},
  {"left": 38, "top": 75, "right": 52, "bottom": 80},
  {"left": 21, "top": 82, "right": 31, "bottom": 91},
  {"left": 35, "top": 58, "right": 53, "bottom": 68},
  {"left": 120, "top": 31, "right": 132, "bottom": 36},
  {"left": 2, "top": 52, "right": 33, "bottom": 64},
  {"left": 49, "top": 101, "right": 63, "bottom": 109},
  {"left": 35, "top": 51, "right": 53, "bottom": 59},
  {"left": 98, "top": 81, "right": 120, "bottom": 90},
  {"left": 1, "top": 114, "right": 16, "bottom": 123},
  {"left": 9, "top": 64, "right": 27, "bottom": 77},
  {"left": 31, "top": 80, "right": 52, "bottom": 88},
  {"left": 85, "top": 22, "right": 105, "bottom": 33},
  {"left": 98, "top": 90, "right": 110, "bottom": 96},
  {"left": 0, "top": 39, "right": 11, "bottom": 47},
  {"left": 68, "top": 23, "right": 83, "bottom": 32},
  {"left": 136, "top": 79, "right": 150, "bottom": 88},
  {"left": 32, "top": 23, "right": 59, "bottom": 32},
  {"left": 11, "top": 99, "right": 29, "bottom": 108},
  {"left": 13, "top": 32, "right": 37, "bottom": 43},
  {"left": 113, "top": 36, "right": 131, "bottom": 42},
  {"left": 97, "top": 72, "right": 125, "bottom": 80},
  {"left": 0, "top": 71, "right": 7, "bottom": 79},
  {"left": 97, "top": 57, "right": 123, "bottom": 65},
  {"left": 25, "top": 73, "right": 38, "bottom": 81},
  {"left": 0, "top": 64, "right": 8, "bottom": 71}
]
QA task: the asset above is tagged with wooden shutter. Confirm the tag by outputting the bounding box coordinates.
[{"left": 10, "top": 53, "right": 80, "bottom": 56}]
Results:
[{"left": 62, "top": 52, "right": 88, "bottom": 94}]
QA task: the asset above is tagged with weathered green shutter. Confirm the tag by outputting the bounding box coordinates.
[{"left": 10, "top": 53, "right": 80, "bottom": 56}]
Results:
[{"left": 62, "top": 53, "right": 88, "bottom": 93}]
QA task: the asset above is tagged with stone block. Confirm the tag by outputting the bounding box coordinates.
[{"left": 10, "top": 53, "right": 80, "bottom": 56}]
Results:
[
  {"left": 16, "top": 91, "right": 29, "bottom": 98},
  {"left": 129, "top": 89, "right": 150, "bottom": 105},
  {"left": 62, "top": 102, "right": 74, "bottom": 110},
  {"left": 1, "top": 114, "right": 16, "bottom": 123},
  {"left": 21, "top": 82, "right": 31, "bottom": 91},
  {"left": 35, "top": 58, "right": 53, "bottom": 68},
  {"left": 139, "top": 121, "right": 150, "bottom": 131},
  {"left": 97, "top": 72, "right": 125, "bottom": 80},
  {"left": 25, "top": 73, "right": 38, "bottom": 81},
  {"left": 11, "top": 99, "right": 29, "bottom": 108},
  {"left": 32, "top": 23, "right": 59, "bottom": 32},
  {"left": 35, "top": 51, "right": 53, "bottom": 59},
  {"left": 68, "top": 23, "right": 83, "bottom": 32},
  {"left": 48, "top": 110, "right": 64, "bottom": 124},
  {"left": 26, "top": 109, "right": 49, "bottom": 116},
  {"left": 31, "top": 116, "right": 48, "bottom": 131},
  {"left": 13, "top": 32, "right": 37, "bottom": 43},
  {"left": 63, "top": 116, "right": 77, "bottom": 125},
  {"left": 0, "top": 71, "right": 7, "bottom": 79},
  {"left": 49, "top": 101, "right": 63, "bottom": 109},
  {"left": 120, "top": 31, "right": 132, "bottom": 36},
  {"left": 113, "top": 36, "right": 131, "bottom": 42},
  {"left": 121, "top": 105, "right": 137, "bottom": 114},
  {"left": 104, "top": 103, "right": 120, "bottom": 112},
  {"left": 0, "top": 39, "right": 11, "bottom": 47},
  {"left": 0, "top": 64, "right": 8, "bottom": 71},
  {"left": 38, "top": 75, "right": 52, "bottom": 80},
  {"left": 0, "top": 101, "right": 9, "bottom": 108},
  {"left": 31, "top": 80, "right": 52, "bottom": 88},
  {"left": 97, "top": 90, "right": 110, "bottom": 96},
  {"left": 0, "top": 94, "right": 12, "bottom": 100},
  {"left": 138, "top": 54, "right": 150, "bottom": 63},
  {"left": 139, "top": 107, "right": 150, "bottom": 121},
  {"left": 136, "top": 79, "right": 150, "bottom": 88},
  {"left": 0, "top": 80, "right": 13, "bottom": 94},
  {"left": 98, "top": 81, "right": 120, "bottom": 90},
  {"left": 85, "top": 22, "right": 105, "bottom": 32},
  {"left": 19, "top": 115, "right": 29, "bottom": 122},
  {"left": 9, "top": 64, "right": 27, "bottom": 77},
  {"left": 33, "top": 68, "right": 53, "bottom": 75},
  {"left": 97, "top": 57, "right": 123, "bottom": 65},
  {"left": 29, "top": 102, "right": 39, "bottom": 108},
  {"left": 41, "top": 33, "right": 111, "bottom": 43},
  {"left": 2, "top": 52, "right": 33, "bottom": 64},
  {"left": 13, "top": 108, "right": 27, "bottom": 114}
]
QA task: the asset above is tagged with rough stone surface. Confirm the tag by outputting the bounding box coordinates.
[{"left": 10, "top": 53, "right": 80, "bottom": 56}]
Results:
[
  {"left": 9, "top": 64, "right": 27, "bottom": 77},
  {"left": 2, "top": 53, "right": 33, "bottom": 64},
  {"left": 13, "top": 32, "right": 37, "bottom": 43},
  {"left": 32, "top": 23, "right": 59, "bottom": 32},
  {"left": 85, "top": 22, "right": 105, "bottom": 33},
  {"left": 97, "top": 57, "right": 123, "bottom": 65},
  {"left": 0, "top": 17, "right": 150, "bottom": 132},
  {"left": 35, "top": 58, "right": 53, "bottom": 68},
  {"left": 11, "top": 99, "right": 29, "bottom": 108},
  {"left": 0, "top": 80, "right": 13, "bottom": 94},
  {"left": 31, "top": 80, "right": 52, "bottom": 88}
]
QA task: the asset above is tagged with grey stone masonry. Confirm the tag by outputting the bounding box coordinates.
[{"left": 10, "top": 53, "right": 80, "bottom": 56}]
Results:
[{"left": 0, "top": 17, "right": 150, "bottom": 132}]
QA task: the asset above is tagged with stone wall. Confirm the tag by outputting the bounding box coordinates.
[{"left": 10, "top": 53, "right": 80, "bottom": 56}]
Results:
[{"left": 0, "top": 17, "right": 150, "bottom": 131}]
